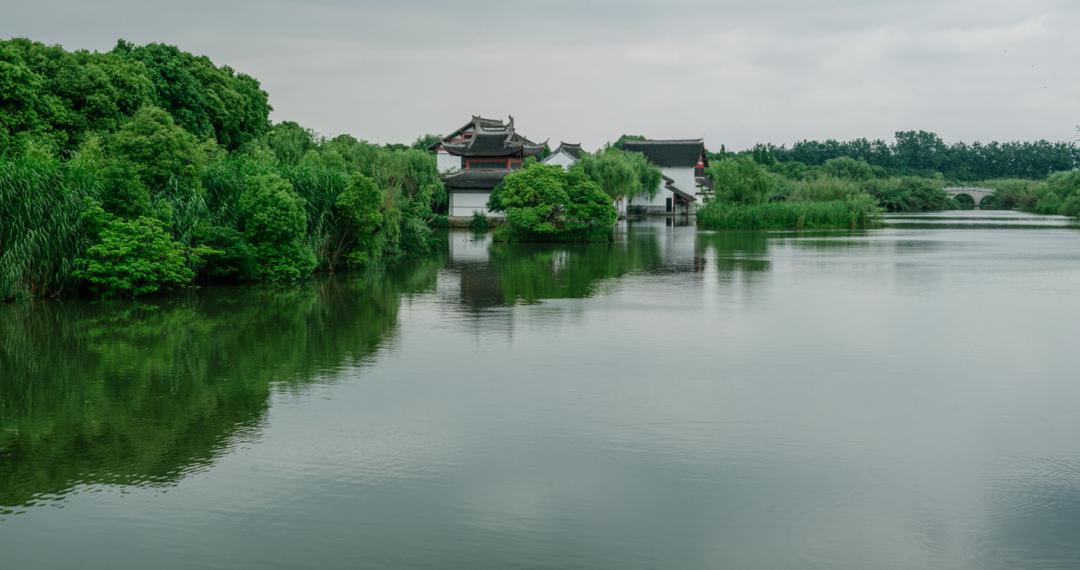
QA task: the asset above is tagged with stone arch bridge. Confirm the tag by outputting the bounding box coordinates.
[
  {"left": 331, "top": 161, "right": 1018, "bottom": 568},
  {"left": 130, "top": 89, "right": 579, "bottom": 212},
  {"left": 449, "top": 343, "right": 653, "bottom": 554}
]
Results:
[{"left": 944, "top": 187, "right": 995, "bottom": 208}]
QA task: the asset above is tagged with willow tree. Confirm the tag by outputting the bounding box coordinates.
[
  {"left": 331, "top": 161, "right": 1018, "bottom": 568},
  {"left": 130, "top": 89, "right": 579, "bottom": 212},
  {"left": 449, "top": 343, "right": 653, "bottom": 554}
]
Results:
[{"left": 576, "top": 148, "right": 662, "bottom": 201}]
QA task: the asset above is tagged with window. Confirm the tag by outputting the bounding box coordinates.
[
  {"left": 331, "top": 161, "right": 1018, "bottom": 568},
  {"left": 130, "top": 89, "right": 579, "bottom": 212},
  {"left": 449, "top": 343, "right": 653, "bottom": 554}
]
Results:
[{"left": 468, "top": 160, "right": 506, "bottom": 170}]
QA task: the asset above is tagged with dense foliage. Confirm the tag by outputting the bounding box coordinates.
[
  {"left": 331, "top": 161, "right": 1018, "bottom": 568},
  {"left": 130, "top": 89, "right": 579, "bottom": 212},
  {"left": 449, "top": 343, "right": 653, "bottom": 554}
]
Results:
[
  {"left": 0, "top": 38, "right": 443, "bottom": 299},
  {"left": 489, "top": 162, "right": 617, "bottom": 242}
]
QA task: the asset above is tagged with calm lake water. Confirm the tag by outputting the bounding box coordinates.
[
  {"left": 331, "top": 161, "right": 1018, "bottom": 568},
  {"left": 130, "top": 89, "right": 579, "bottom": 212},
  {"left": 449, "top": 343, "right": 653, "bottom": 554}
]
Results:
[{"left": 3, "top": 211, "right": 1080, "bottom": 569}]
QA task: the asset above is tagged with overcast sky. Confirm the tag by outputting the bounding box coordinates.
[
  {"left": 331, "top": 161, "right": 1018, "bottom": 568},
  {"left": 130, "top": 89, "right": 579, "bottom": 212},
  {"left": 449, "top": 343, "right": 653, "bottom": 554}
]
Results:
[{"left": 4, "top": 0, "right": 1078, "bottom": 150}]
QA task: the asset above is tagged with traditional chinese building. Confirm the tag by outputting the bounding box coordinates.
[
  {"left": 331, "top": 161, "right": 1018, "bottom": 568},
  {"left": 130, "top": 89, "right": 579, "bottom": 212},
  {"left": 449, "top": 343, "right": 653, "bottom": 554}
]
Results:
[
  {"left": 431, "top": 116, "right": 546, "bottom": 220},
  {"left": 622, "top": 139, "right": 710, "bottom": 215},
  {"left": 542, "top": 142, "right": 584, "bottom": 170}
]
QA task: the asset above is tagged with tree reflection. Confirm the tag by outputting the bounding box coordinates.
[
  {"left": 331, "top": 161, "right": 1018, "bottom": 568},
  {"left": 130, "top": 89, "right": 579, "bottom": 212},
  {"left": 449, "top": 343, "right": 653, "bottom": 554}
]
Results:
[
  {"left": 696, "top": 231, "right": 772, "bottom": 275},
  {"left": 451, "top": 234, "right": 664, "bottom": 310},
  {"left": 0, "top": 261, "right": 439, "bottom": 510}
]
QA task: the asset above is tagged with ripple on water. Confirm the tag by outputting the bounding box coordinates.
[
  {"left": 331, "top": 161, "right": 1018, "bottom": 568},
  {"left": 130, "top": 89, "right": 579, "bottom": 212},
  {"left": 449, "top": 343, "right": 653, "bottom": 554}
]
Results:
[
  {"left": 990, "top": 456, "right": 1080, "bottom": 517},
  {"left": 979, "top": 455, "right": 1080, "bottom": 568}
]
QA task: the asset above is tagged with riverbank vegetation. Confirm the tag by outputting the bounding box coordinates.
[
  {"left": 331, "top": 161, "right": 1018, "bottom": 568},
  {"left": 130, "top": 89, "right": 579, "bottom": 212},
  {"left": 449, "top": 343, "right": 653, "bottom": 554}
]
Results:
[
  {"left": 698, "top": 157, "right": 884, "bottom": 230},
  {"left": 977, "top": 172, "right": 1080, "bottom": 216},
  {"left": 0, "top": 38, "right": 444, "bottom": 299},
  {"left": 709, "top": 131, "right": 1080, "bottom": 220}
]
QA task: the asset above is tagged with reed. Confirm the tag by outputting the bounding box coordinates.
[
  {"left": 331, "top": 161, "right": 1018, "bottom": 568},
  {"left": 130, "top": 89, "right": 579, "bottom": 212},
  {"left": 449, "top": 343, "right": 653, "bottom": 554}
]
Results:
[
  {"left": 697, "top": 195, "right": 881, "bottom": 230},
  {"left": 0, "top": 156, "right": 98, "bottom": 300}
]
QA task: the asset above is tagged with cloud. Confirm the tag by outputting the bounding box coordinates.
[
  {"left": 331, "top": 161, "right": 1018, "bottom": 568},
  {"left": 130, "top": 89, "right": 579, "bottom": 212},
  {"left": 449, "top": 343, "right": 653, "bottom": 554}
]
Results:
[{"left": 2, "top": 0, "right": 1078, "bottom": 149}]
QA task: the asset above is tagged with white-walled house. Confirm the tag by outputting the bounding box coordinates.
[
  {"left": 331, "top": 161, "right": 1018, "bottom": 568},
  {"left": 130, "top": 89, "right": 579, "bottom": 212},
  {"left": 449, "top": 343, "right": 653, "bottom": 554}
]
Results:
[
  {"left": 621, "top": 139, "right": 709, "bottom": 215},
  {"left": 542, "top": 142, "right": 584, "bottom": 170},
  {"left": 429, "top": 116, "right": 546, "bottom": 220}
]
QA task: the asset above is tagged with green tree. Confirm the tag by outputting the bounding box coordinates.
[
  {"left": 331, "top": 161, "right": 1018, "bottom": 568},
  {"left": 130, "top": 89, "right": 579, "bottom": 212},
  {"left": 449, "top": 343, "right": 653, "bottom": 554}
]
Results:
[
  {"left": 112, "top": 40, "right": 270, "bottom": 149},
  {"left": 267, "top": 121, "right": 316, "bottom": 166},
  {"left": 822, "top": 156, "right": 877, "bottom": 181},
  {"left": 411, "top": 133, "right": 442, "bottom": 150},
  {"left": 0, "top": 41, "right": 65, "bottom": 154},
  {"left": 238, "top": 172, "right": 315, "bottom": 280},
  {"left": 108, "top": 105, "right": 206, "bottom": 192},
  {"left": 492, "top": 162, "right": 616, "bottom": 241},
  {"left": 611, "top": 134, "right": 647, "bottom": 150}
]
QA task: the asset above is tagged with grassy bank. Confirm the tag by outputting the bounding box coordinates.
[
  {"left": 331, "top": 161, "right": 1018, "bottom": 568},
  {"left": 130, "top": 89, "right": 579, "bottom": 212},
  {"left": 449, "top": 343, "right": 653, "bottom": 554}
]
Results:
[{"left": 697, "top": 196, "right": 881, "bottom": 230}]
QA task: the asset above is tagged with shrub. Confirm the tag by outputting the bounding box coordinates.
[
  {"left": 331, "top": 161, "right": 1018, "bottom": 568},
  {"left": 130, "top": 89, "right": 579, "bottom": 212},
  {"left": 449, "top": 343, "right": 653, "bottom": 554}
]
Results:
[
  {"left": 73, "top": 202, "right": 199, "bottom": 297},
  {"left": 470, "top": 211, "right": 489, "bottom": 232},
  {"left": 192, "top": 224, "right": 256, "bottom": 280}
]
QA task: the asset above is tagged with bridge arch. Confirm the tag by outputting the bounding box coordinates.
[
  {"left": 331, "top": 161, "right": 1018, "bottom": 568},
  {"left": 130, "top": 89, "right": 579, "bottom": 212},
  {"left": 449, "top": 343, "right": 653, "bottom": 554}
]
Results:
[
  {"left": 944, "top": 187, "right": 994, "bottom": 209},
  {"left": 952, "top": 193, "right": 976, "bottom": 209}
]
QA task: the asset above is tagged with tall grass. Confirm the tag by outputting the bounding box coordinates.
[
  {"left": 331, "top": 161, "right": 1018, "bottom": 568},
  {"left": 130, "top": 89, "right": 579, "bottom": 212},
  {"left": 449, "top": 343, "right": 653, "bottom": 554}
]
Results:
[
  {"left": 0, "top": 155, "right": 98, "bottom": 300},
  {"left": 697, "top": 195, "right": 881, "bottom": 230}
]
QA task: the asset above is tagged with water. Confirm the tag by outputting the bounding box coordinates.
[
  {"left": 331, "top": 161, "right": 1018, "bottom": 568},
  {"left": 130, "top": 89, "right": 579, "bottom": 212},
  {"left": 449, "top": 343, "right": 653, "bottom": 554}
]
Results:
[{"left": 3, "top": 211, "right": 1080, "bottom": 569}]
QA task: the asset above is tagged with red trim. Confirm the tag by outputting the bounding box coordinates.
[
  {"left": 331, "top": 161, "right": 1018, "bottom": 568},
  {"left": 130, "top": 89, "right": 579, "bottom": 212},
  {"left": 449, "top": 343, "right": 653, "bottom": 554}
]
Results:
[{"left": 466, "top": 158, "right": 516, "bottom": 170}]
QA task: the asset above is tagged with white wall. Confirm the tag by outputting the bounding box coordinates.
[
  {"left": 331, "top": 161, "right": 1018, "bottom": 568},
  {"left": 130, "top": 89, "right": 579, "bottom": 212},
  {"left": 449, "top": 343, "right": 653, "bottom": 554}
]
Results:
[
  {"left": 662, "top": 166, "right": 698, "bottom": 202},
  {"left": 628, "top": 166, "right": 699, "bottom": 211},
  {"left": 632, "top": 184, "right": 668, "bottom": 208},
  {"left": 542, "top": 150, "right": 577, "bottom": 170},
  {"left": 437, "top": 151, "right": 462, "bottom": 173},
  {"left": 449, "top": 191, "right": 505, "bottom": 218}
]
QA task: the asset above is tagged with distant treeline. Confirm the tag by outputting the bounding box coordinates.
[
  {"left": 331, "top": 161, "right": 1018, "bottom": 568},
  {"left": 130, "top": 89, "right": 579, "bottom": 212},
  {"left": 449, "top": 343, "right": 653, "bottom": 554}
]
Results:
[{"left": 720, "top": 130, "right": 1080, "bottom": 182}]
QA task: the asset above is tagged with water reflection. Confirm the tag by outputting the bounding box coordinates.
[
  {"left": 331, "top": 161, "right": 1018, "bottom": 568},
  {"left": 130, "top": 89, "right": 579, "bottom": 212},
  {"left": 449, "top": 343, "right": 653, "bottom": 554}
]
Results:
[
  {"left": 4, "top": 213, "right": 1080, "bottom": 569},
  {"left": 445, "top": 228, "right": 669, "bottom": 310},
  {"left": 0, "top": 262, "right": 439, "bottom": 512},
  {"left": 697, "top": 230, "right": 772, "bottom": 275}
]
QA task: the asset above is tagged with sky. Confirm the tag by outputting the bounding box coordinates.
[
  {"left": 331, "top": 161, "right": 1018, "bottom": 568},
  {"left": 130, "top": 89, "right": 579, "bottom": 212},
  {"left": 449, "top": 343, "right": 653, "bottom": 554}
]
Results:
[{"left": 3, "top": 0, "right": 1078, "bottom": 150}]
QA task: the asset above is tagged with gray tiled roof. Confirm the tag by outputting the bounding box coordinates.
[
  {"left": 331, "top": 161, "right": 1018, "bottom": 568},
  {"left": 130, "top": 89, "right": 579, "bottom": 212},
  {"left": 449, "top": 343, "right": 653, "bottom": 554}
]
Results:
[
  {"left": 622, "top": 139, "right": 706, "bottom": 167},
  {"left": 434, "top": 115, "right": 546, "bottom": 157},
  {"left": 554, "top": 142, "right": 584, "bottom": 159}
]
